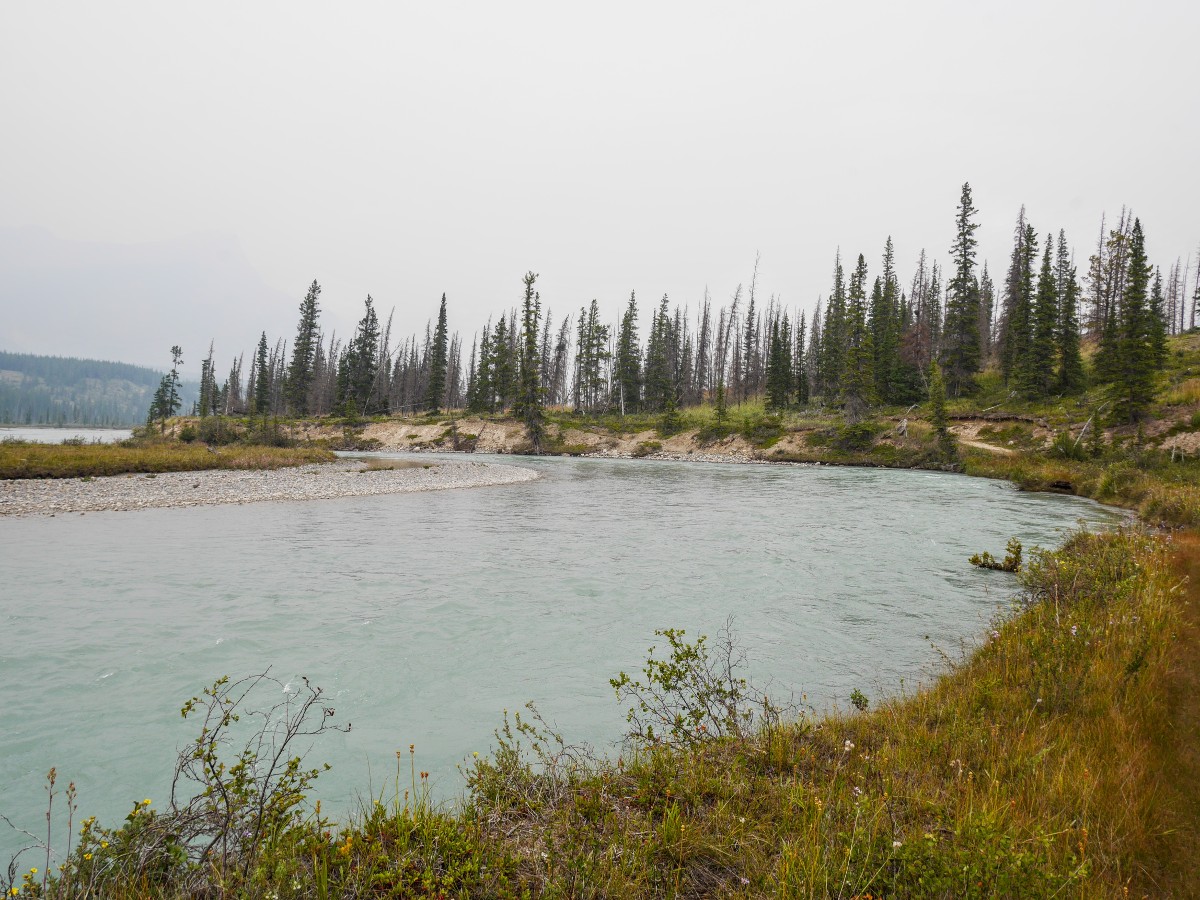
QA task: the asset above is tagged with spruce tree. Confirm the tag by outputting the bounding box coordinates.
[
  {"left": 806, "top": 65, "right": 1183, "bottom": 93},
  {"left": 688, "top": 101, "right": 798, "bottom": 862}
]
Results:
[
  {"left": 1054, "top": 231, "right": 1086, "bottom": 394},
  {"left": 286, "top": 280, "right": 321, "bottom": 415},
  {"left": 167, "top": 345, "right": 184, "bottom": 419},
  {"left": 1148, "top": 268, "right": 1169, "bottom": 370},
  {"left": 253, "top": 332, "right": 270, "bottom": 415},
  {"left": 471, "top": 324, "right": 493, "bottom": 412},
  {"left": 765, "top": 317, "right": 789, "bottom": 410},
  {"left": 614, "top": 292, "right": 642, "bottom": 414},
  {"left": 1112, "top": 218, "right": 1156, "bottom": 422},
  {"left": 941, "top": 183, "right": 982, "bottom": 395},
  {"left": 491, "top": 315, "right": 514, "bottom": 410},
  {"left": 842, "top": 254, "right": 874, "bottom": 422},
  {"left": 795, "top": 311, "right": 810, "bottom": 405},
  {"left": 425, "top": 294, "right": 449, "bottom": 411},
  {"left": 513, "top": 272, "right": 545, "bottom": 452},
  {"left": 340, "top": 296, "right": 382, "bottom": 414},
  {"left": 1021, "top": 237, "right": 1059, "bottom": 399},
  {"left": 821, "top": 254, "right": 847, "bottom": 400}
]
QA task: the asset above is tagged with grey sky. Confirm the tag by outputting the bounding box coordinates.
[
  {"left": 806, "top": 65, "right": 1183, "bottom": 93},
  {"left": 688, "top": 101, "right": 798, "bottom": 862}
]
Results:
[{"left": 2, "top": 1, "right": 1197, "bottom": 369}]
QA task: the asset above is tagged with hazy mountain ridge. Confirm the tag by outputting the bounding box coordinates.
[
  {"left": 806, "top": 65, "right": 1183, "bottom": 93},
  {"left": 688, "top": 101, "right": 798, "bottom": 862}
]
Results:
[
  {"left": 0, "top": 225, "right": 295, "bottom": 369},
  {"left": 0, "top": 351, "right": 198, "bottom": 426}
]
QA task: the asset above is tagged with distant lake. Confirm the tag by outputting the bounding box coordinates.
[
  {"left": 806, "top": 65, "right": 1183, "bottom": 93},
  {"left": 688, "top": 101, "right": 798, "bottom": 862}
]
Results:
[
  {"left": 0, "top": 426, "right": 132, "bottom": 444},
  {"left": 0, "top": 454, "right": 1126, "bottom": 863}
]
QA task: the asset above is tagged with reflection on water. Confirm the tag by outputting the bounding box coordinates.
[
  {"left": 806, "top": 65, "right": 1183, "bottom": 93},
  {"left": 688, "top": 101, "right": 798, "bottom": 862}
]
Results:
[{"left": 0, "top": 455, "right": 1124, "bottom": 857}]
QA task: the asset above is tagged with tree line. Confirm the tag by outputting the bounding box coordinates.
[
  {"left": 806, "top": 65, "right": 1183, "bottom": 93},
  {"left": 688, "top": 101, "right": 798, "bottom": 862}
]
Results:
[{"left": 153, "top": 183, "right": 1198, "bottom": 431}]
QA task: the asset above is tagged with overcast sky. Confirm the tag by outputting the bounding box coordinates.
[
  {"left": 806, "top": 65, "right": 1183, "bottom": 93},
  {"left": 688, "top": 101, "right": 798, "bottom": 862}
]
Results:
[{"left": 2, "top": 1, "right": 1197, "bottom": 369}]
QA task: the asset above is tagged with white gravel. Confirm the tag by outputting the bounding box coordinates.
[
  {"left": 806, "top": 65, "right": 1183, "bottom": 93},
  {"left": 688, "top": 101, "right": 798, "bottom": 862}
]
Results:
[{"left": 0, "top": 460, "right": 539, "bottom": 517}]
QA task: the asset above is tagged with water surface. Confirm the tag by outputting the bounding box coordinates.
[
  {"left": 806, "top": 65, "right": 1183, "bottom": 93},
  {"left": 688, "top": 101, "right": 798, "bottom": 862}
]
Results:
[
  {"left": 0, "top": 426, "right": 132, "bottom": 444},
  {"left": 0, "top": 455, "right": 1124, "bottom": 861}
]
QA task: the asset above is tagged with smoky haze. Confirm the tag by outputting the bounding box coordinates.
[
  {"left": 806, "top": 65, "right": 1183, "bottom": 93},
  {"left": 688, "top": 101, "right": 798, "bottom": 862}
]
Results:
[{"left": 1, "top": 1, "right": 1197, "bottom": 370}]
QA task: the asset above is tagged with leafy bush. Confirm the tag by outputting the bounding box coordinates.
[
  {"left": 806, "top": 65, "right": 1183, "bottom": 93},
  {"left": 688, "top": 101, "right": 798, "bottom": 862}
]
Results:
[
  {"left": 609, "top": 622, "right": 782, "bottom": 748},
  {"left": 970, "top": 537, "right": 1023, "bottom": 572}
]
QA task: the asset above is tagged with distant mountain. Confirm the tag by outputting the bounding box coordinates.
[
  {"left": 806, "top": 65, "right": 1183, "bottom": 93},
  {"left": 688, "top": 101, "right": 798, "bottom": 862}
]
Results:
[
  {"left": 0, "top": 351, "right": 198, "bottom": 426},
  {"left": 0, "top": 225, "right": 294, "bottom": 369}
]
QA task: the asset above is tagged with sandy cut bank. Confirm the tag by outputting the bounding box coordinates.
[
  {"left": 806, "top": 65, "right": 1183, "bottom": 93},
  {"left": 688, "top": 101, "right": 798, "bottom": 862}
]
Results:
[{"left": 0, "top": 459, "right": 540, "bottom": 517}]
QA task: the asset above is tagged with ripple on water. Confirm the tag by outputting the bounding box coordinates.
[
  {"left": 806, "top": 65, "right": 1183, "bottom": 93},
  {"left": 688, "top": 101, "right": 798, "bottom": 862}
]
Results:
[{"left": 0, "top": 456, "right": 1125, "bottom": 860}]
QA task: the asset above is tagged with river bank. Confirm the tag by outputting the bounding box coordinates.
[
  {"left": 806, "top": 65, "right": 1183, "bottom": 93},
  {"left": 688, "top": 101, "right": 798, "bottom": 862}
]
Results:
[{"left": 0, "top": 458, "right": 539, "bottom": 516}]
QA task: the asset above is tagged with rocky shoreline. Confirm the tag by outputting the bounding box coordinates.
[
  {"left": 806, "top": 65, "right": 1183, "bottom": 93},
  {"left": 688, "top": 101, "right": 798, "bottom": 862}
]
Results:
[{"left": 0, "top": 459, "right": 539, "bottom": 517}]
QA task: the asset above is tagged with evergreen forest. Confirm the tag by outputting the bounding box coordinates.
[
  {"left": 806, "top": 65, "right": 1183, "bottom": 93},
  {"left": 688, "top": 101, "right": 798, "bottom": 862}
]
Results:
[
  {"left": 168, "top": 185, "right": 1197, "bottom": 435},
  {"left": 0, "top": 352, "right": 198, "bottom": 427}
]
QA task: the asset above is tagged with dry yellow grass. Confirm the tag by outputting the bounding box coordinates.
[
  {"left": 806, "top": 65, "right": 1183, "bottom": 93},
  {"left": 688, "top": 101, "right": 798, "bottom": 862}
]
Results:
[{"left": 0, "top": 442, "right": 334, "bottom": 479}]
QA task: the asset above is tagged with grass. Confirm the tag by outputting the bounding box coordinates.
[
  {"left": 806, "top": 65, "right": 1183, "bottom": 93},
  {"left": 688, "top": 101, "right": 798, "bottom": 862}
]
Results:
[
  {"left": 10, "top": 527, "right": 1192, "bottom": 897},
  {"left": 0, "top": 440, "right": 334, "bottom": 479}
]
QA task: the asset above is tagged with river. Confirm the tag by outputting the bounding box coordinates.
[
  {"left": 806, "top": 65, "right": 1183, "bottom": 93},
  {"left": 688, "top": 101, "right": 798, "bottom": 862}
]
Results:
[{"left": 0, "top": 455, "right": 1125, "bottom": 862}]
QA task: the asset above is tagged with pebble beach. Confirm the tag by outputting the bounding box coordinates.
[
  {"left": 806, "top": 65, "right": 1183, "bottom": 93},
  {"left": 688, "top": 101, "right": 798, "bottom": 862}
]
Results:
[{"left": 0, "top": 459, "right": 539, "bottom": 517}]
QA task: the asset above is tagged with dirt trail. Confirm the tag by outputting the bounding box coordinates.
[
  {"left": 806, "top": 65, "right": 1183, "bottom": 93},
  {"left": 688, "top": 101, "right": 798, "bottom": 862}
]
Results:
[{"left": 949, "top": 420, "right": 1019, "bottom": 455}]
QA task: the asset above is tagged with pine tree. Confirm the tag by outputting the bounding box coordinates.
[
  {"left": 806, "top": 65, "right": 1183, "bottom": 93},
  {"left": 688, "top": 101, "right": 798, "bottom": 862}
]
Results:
[
  {"left": 978, "top": 262, "right": 995, "bottom": 365},
  {"left": 286, "top": 280, "right": 322, "bottom": 415},
  {"left": 339, "top": 296, "right": 382, "bottom": 414},
  {"left": 425, "top": 294, "right": 449, "bottom": 411},
  {"left": 198, "top": 341, "right": 217, "bottom": 418},
  {"left": 842, "top": 254, "right": 874, "bottom": 422},
  {"left": 1112, "top": 218, "right": 1157, "bottom": 422},
  {"left": 1054, "top": 231, "right": 1086, "bottom": 394},
  {"left": 872, "top": 237, "right": 901, "bottom": 402},
  {"left": 1021, "top": 236, "right": 1059, "bottom": 399},
  {"left": 252, "top": 333, "right": 270, "bottom": 415},
  {"left": 795, "top": 311, "right": 810, "bottom": 405},
  {"left": 821, "top": 254, "right": 847, "bottom": 400},
  {"left": 491, "top": 315, "right": 514, "bottom": 410},
  {"left": 941, "top": 183, "right": 982, "bottom": 395},
  {"left": 513, "top": 272, "right": 545, "bottom": 452},
  {"left": 1148, "top": 268, "right": 1169, "bottom": 371},
  {"left": 614, "top": 292, "right": 641, "bottom": 415},
  {"left": 644, "top": 296, "right": 676, "bottom": 413},
  {"left": 765, "top": 317, "right": 790, "bottom": 411}
]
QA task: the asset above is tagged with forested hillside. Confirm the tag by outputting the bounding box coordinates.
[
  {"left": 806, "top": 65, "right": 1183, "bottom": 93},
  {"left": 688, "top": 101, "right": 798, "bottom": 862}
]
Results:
[{"left": 0, "top": 351, "right": 197, "bottom": 426}]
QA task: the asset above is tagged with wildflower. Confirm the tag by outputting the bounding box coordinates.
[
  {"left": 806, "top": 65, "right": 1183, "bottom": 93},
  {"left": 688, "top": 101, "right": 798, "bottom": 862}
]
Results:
[
  {"left": 739, "top": 876, "right": 750, "bottom": 885},
  {"left": 1070, "top": 625, "right": 1078, "bottom": 637},
  {"left": 472, "top": 751, "right": 479, "bottom": 758},
  {"left": 100, "top": 841, "right": 108, "bottom": 848},
  {"left": 853, "top": 787, "right": 863, "bottom": 797},
  {"left": 991, "top": 630, "right": 1000, "bottom": 639},
  {"left": 892, "top": 840, "right": 903, "bottom": 848},
  {"left": 844, "top": 740, "right": 854, "bottom": 752},
  {"left": 142, "top": 798, "right": 152, "bottom": 806},
  {"left": 1036, "top": 698, "right": 1042, "bottom": 704},
  {"left": 30, "top": 869, "right": 37, "bottom": 875},
  {"left": 84, "top": 853, "right": 92, "bottom": 861}
]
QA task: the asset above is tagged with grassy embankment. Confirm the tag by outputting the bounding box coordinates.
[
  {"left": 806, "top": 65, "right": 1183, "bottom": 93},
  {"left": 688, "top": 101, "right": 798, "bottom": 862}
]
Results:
[
  {"left": 0, "top": 420, "right": 334, "bottom": 479},
  {"left": 7, "top": 337, "right": 1200, "bottom": 896}
]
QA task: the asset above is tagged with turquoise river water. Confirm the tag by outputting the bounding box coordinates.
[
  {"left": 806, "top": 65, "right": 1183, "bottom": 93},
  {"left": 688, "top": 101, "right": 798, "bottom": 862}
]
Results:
[{"left": 0, "top": 454, "right": 1125, "bottom": 862}]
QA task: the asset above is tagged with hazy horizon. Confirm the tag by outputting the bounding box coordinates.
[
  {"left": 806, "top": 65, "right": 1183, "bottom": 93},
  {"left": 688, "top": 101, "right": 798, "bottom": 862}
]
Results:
[{"left": 2, "top": 2, "right": 1197, "bottom": 372}]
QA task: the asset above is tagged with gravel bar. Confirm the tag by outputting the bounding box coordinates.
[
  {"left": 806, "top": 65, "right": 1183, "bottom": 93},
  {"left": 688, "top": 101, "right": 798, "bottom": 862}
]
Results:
[{"left": 0, "top": 460, "right": 539, "bottom": 517}]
